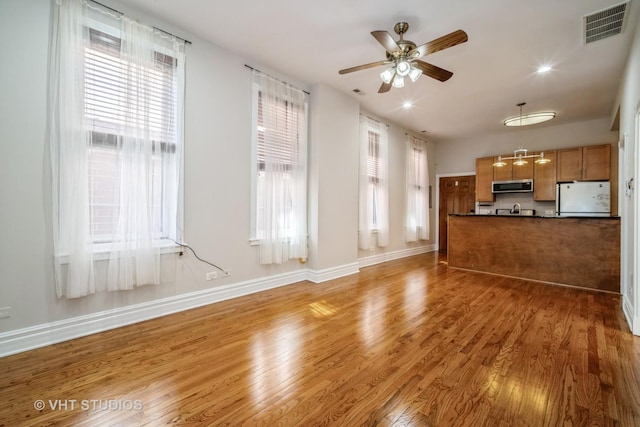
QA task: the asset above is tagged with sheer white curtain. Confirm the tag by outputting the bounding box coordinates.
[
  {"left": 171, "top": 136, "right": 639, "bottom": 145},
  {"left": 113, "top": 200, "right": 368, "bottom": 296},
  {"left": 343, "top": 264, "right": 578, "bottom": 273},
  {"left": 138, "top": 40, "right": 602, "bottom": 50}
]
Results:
[
  {"left": 253, "top": 71, "right": 308, "bottom": 264},
  {"left": 49, "top": 0, "right": 94, "bottom": 298},
  {"left": 359, "top": 115, "right": 389, "bottom": 250},
  {"left": 49, "top": 0, "right": 185, "bottom": 297},
  {"left": 405, "top": 135, "right": 430, "bottom": 242}
]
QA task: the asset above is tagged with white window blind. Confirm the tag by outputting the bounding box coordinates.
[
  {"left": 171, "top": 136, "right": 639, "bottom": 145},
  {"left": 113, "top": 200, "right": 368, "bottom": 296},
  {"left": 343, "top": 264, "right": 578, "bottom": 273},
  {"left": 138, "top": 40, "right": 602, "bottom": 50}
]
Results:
[
  {"left": 84, "top": 27, "right": 179, "bottom": 241},
  {"left": 367, "top": 130, "right": 381, "bottom": 228}
]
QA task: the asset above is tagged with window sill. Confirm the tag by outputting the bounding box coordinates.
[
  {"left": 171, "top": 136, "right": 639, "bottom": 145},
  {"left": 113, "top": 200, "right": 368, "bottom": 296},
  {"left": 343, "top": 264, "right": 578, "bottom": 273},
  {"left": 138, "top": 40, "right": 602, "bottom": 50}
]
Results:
[{"left": 55, "top": 240, "right": 183, "bottom": 264}]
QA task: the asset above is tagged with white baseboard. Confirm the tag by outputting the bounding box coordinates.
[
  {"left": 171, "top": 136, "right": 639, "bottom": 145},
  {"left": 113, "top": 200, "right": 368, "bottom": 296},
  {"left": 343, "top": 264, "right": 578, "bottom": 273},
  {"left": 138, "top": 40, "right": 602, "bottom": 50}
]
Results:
[
  {"left": 306, "top": 262, "right": 360, "bottom": 283},
  {"left": 623, "top": 295, "right": 634, "bottom": 333},
  {"left": 0, "top": 247, "right": 436, "bottom": 357},
  {"left": 0, "top": 269, "right": 307, "bottom": 358},
  {"left": 358, "top": 245, "right": 436, "bottom": 268}
]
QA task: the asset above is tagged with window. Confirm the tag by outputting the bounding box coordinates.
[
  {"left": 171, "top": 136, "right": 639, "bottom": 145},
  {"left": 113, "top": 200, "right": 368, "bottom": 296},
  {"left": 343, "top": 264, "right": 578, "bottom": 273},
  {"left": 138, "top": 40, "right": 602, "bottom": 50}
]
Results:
[
  {"left": 251, "top": 70, "right": 308, "bottom": 264},
  {"left": 359, "top": 115, "right": 389, "bottom": 249},
  {"left": 405, "top": 135, "right": 430, "bottom": 242},
  {"left": 366, "top": 130, "right": 381, "bottom": 229},
  {"left": 85, "top": 28, "right": 180, "bottom": 243},
  {"left": 49, "top": 0, "right": 185, "bottom": 297}
]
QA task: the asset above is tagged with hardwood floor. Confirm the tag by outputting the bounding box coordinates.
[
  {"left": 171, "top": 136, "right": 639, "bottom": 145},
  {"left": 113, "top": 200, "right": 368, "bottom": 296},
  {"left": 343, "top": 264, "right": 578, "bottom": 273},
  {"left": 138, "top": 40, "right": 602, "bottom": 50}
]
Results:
[{"left": 2, "top": 253, "right": 640, "bottom": 426}]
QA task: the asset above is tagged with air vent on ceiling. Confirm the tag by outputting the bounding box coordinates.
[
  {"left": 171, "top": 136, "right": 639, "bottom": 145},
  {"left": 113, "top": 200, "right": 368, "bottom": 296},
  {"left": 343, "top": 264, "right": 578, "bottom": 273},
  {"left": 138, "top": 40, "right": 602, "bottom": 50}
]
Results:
[{"left": 583, "top": 2, "right": 628, "bottom": 44}]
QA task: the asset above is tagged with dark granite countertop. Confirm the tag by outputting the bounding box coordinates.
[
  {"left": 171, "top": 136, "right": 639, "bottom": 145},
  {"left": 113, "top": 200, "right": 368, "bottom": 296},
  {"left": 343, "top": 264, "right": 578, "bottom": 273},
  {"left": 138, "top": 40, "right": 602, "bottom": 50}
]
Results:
[{"left": 449, "top": 213, "right": 620, "bottom": 219}]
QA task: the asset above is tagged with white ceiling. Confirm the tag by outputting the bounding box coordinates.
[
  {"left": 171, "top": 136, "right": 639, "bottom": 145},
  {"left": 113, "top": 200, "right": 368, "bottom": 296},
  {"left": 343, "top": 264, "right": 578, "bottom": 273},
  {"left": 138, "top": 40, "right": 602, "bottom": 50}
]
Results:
[{"left": 122, "top": 0, "right": 638, "bottom": 141}]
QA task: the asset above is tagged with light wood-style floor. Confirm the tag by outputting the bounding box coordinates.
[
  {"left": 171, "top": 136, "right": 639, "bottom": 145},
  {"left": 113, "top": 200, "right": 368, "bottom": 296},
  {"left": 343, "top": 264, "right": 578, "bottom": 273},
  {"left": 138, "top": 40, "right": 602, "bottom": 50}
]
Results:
[{"left": 2, "top": 253, "right": 640, "bottom": 426}]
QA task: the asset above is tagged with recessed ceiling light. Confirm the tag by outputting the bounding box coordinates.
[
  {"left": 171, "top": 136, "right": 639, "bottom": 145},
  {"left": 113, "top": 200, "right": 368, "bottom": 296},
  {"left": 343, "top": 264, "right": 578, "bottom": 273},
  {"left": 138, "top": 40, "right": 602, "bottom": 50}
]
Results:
[
  {"left": 402, "top": 101, "right": 413, "bottom": 109},
  {"left": 537, "top": 65, "right": 552, "bottom": 73}
]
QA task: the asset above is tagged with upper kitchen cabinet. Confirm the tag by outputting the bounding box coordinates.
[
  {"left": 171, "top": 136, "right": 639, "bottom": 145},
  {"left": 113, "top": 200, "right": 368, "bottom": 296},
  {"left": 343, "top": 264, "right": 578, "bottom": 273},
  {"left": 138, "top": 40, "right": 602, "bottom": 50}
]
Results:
[
  {"left": 556, "top": 144, "right": 611, "bottom": 182},
  {"left": 492, "top": 155, "right": 533, "bottom": 181},
  {"left": 476, "top": 157, "right": 495, "bottom": 202},
  {"left": 533, "top": 150, "right": 556, "bottom": 201}
]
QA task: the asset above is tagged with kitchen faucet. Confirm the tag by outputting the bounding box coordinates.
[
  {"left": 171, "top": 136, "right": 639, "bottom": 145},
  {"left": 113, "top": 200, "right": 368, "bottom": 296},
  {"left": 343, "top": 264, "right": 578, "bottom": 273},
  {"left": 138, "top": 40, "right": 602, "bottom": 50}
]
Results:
[{"left": 511, "top": 203, "right": 521, "bottom": 214}]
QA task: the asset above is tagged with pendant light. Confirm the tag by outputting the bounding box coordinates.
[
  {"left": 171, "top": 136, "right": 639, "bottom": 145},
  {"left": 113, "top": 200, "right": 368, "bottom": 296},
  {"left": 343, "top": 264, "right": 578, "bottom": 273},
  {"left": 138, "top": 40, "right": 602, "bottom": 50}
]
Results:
[{"left": 493, "top": 103, "right": 554, "bottom": 167}]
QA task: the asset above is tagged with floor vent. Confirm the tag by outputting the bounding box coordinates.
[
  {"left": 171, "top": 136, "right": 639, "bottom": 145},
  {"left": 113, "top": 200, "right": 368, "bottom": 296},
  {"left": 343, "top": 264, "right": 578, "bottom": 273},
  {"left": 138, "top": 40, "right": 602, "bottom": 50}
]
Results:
[{"left": 584, "top": 2, "right": 629, "bottom": 44}]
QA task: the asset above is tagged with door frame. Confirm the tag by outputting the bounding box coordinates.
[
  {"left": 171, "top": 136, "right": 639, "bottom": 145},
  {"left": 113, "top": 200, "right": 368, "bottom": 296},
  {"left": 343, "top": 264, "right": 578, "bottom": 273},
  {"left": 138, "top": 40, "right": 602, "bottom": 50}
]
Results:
[{"left": 435, "top": 171, "right": 476, "bottom": 251}]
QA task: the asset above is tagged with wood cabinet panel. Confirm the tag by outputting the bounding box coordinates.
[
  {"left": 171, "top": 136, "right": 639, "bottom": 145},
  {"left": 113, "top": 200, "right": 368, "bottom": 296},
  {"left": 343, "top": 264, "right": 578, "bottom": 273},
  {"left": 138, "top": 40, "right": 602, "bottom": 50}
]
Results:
[
  {"left": 475, "top": 157, "right": 495, "bottom": 202},
  {"left": 533, "top": 150, "right": 556, "bottom": 201},
  {"left": 447, "top": 215, "right": 620, "bottom": 292},
  {"left": 556, "top": 147, "right": 582, "bottom": 181},
  {"left": 493, "top": 156, "right": 513, "bottom": 181},
  {"left": 557, "top": 144, "right": 611, "bottom": 182},
  {"left": 583, "top": 144, "right": 611, "bottom": 181},
  {"left": 513, "top": 161, "right": 534, "bottom": 180}
]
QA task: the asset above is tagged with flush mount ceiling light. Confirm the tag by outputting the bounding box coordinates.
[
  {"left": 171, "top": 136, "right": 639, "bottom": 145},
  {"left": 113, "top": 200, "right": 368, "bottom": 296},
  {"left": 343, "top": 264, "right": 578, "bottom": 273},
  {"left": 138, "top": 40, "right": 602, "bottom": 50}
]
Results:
[
  {"left": 494, "top": 103, "right": 553, "bottom": 167},
  {"left": 503, "top": 102, "right": 556, "bottom": 126}
]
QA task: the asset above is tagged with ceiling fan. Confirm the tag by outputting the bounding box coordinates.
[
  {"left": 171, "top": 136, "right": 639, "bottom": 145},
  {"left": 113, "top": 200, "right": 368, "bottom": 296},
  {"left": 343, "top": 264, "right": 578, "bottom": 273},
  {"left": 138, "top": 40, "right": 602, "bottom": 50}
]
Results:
[{"left": 339, "top": 22, "right": 468, "bottom": 93}]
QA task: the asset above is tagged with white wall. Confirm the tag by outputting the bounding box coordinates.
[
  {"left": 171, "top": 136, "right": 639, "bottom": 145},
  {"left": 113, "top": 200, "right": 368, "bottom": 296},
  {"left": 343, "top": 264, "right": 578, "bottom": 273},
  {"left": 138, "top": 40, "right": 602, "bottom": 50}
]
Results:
[
  {"left": 435, "top": 117, "right": 618, "bottom": 175},
  {"left": 0, "top": 0, "right": 435, "bottom": 352},
  {"left": 617, "top": 15, "right": 640, "bottom": 333},
  {"left": 308, "top": 85, "right": 360, "bottom": 273}
]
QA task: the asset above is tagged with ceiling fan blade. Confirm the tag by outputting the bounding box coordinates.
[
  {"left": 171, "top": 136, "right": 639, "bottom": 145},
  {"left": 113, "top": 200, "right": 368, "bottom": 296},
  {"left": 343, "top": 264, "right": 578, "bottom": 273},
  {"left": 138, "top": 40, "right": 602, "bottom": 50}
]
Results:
[
  {"left": 413, "top": 60, "right": 454, "bottom": 82},
  {"left": 371, "top": 30, "right": 400, "bottom": 53},
  {"left": 338, "top": 60, "right": 391, "bottom": 75},
  {"left": 409, "top": 29, "right": 468, "bottom": 58},
  {"left": 378, "top": 80, "right": 392, "bottom": 93}
]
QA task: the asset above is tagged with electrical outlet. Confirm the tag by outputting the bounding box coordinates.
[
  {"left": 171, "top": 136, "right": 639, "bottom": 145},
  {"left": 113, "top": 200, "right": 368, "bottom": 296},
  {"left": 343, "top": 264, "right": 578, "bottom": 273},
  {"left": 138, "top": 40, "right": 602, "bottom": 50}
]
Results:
[
  {"left": 545, "top": 209, "right": 555, "bottom": 216},
  {"left": 0, "top": 306, "right": 11, "bottom": 319},
  {"left": 205, "top": 271, "right": 217, "bottom": 281}
]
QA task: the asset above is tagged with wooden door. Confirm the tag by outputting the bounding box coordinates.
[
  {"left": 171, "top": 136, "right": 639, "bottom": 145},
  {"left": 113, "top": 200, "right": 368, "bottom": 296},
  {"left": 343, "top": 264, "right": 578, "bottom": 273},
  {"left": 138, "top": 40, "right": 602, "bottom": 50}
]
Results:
[{"left": 439, "top": 175, "right": 476, "bottom": 252}]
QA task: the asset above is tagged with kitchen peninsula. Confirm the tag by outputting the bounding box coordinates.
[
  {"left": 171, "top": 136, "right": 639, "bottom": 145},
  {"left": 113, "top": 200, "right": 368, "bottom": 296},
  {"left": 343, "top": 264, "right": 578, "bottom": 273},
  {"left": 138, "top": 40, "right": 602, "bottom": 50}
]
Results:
[{"left": 447, "top": 214, "right": 620, "bottom": 293}]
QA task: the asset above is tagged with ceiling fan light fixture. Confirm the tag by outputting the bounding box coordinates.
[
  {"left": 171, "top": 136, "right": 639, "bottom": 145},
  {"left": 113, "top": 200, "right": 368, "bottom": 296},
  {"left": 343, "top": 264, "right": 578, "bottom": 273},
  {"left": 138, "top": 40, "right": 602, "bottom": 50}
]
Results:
[
  {"left": 392, "top": 75, "right": 405, "bottom": 88},
  {"left": 396, "top": 60, "right": 411, "bottom": 77},
  {"left": 408, "top": 66, "right": 422, "bottom": 82},
  {"left": 380, "top": 67, "right": 395, "bottom": 84}
]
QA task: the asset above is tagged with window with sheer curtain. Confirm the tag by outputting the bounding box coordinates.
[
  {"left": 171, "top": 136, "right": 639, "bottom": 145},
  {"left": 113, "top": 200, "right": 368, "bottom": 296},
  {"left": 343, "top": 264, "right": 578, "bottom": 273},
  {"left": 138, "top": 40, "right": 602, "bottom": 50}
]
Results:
[
  {"left": 251, "top": 70, "right": 308, "bottom": 264},
  {"left": 359, "top": 115, "right": 389, "bottom": 250},
  {"left": 405, "top": 135, "right": 430, "bottom": 242},
  {"left": 49, "top": 0, "right": 185, "bottom": 298}
]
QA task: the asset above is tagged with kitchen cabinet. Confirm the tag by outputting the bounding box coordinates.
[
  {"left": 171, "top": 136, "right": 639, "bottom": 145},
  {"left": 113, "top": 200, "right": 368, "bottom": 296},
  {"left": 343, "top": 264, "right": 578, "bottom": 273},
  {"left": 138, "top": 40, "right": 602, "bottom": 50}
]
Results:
[
  {"left": 533, "top": 150, "right": 556, "bottom": 201},
  {"left": 493, "top": 155, "right": 533, "bottom": 181},
  {"left": 556, "top": 144, "right": 611, "bottom": 182},
  {"left": 475, "top": 157, "right": 495, "bottom": 202}
]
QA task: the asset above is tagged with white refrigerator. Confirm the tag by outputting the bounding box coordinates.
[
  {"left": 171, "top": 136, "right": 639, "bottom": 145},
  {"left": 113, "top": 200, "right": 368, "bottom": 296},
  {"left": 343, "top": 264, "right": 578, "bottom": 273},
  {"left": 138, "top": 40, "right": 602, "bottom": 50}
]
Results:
[{"left": 556, "top": 181, "right": 611, "bottom": 216}]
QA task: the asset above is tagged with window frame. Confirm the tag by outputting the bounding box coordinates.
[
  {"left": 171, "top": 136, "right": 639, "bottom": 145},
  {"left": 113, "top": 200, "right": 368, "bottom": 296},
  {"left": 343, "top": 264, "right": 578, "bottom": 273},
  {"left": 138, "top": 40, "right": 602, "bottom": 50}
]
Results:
[
  {"left": 250, "top": 81, "right": 309, "bottom": 243},
  {"left": 81, "top": 16, "right": 184, "bottom": 250}
]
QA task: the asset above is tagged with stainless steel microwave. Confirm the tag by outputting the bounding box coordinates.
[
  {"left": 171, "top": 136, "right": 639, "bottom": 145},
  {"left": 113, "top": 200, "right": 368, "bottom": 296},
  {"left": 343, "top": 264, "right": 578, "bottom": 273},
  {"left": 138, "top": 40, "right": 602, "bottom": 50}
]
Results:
[{"left": 492, "top": 179, "right": 534, "bottom": 193}]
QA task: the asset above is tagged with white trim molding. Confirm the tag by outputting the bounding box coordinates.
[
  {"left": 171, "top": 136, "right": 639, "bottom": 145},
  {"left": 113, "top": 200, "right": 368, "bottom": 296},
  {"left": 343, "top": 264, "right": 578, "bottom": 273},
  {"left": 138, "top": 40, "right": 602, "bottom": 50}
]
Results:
[
  {"left": 306, "top": 263, "right": 360, "bottom": 284},
  {"left": 359, "top": 245, "right": 436, "bottom": 268}
]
